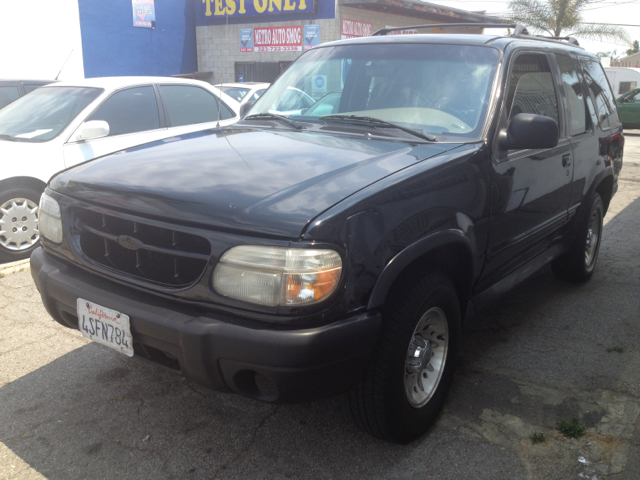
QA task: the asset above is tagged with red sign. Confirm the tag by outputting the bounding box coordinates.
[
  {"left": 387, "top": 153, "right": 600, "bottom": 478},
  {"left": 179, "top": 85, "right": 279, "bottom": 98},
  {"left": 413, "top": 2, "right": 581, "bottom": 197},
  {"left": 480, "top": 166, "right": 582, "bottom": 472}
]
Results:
[
  {"left": 341, "top": 19, "right": 372, "bottom": 39},
  {"left": 254, "top": 26, "right": 303, "bottom": 52}
]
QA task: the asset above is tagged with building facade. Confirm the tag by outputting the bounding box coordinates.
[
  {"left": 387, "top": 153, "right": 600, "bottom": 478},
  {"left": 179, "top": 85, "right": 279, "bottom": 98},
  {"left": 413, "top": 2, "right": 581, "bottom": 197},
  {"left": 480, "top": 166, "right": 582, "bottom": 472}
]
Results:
[
  {"left": 611, "top": 52, "right": 640, "bottom": 69},
  {"left": 195, "top": 0, "right": 500, "bottom": 84}
]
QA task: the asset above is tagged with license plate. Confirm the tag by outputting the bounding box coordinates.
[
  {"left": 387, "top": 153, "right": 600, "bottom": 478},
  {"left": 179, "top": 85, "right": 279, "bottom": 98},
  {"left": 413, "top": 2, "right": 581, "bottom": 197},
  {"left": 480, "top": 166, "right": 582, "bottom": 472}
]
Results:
[{"left": 77, "top": 298, "right": 134, "bottom": 357}]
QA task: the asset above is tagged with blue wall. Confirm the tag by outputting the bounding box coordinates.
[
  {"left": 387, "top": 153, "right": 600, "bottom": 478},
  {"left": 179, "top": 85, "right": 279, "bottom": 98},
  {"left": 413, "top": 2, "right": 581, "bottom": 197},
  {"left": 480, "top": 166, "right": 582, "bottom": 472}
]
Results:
[{"left": 78, "top": 0, "right": 197, "bottom": 78}]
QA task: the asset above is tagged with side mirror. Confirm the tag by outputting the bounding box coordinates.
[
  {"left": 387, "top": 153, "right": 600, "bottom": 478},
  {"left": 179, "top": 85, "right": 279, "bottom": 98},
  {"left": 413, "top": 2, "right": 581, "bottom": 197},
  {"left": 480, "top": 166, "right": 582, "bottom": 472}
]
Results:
[
  {"left": 76, "top": 120, "right": 109, "bottom": 141},
  {"left": 240, "top": 101, "right": 256, "bottom": 118},
  {"left": 498, "top": 113, "right": 558, "bottom": 151}
]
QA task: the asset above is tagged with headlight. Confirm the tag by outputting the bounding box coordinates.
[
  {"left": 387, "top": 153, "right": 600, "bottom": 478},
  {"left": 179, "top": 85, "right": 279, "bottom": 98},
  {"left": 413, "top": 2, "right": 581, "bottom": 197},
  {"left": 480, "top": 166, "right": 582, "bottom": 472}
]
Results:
[
  {"left": 213, "top": 246, "right": 342, "bottom": 307},
  {"left": 39, "top": 192, "right": 63, "bottom": 243}
]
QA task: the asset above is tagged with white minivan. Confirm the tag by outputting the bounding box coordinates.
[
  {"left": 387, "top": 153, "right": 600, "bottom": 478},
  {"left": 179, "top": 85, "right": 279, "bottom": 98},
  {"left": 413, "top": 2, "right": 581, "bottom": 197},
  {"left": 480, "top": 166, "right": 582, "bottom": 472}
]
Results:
[{"left": 0, "top": 76, "right": 239, "bottom": 262}]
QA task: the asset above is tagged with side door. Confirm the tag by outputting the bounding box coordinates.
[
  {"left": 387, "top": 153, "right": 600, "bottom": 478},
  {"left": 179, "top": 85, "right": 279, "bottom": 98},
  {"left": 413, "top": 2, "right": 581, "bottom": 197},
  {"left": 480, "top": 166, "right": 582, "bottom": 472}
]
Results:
[
  {"left": 617, "top": 88, "right": 640, "bottom": 126},
  {"left": 63, "top": 85, "right": 167, "bottom": 168},
  {"left": 554, "top": 53, "right": 597, "bottom": 221},
  {"left": 156, "top": 84, "right": 238, "bottom": 135},
  {"left": 479, "top": 51, "right": 573, "bottom": 290}
]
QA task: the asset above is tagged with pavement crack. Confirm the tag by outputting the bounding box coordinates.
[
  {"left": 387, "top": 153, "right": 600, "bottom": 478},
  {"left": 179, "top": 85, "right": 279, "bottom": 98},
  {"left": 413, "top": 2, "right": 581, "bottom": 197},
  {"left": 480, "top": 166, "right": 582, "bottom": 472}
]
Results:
[{"left": 212, "top": 405, "right": 279, "bottom": 478}]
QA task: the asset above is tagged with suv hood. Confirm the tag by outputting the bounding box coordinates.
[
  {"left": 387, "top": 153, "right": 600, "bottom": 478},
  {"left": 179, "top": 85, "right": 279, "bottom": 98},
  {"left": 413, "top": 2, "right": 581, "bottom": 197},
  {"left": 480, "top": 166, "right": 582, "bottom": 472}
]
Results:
[{"left": 51, "top": 128, "right": 460, "bottom": 238}]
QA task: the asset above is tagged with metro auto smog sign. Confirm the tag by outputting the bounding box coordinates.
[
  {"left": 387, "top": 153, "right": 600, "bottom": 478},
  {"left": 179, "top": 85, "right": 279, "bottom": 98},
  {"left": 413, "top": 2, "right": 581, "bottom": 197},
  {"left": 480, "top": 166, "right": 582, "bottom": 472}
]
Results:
[
  {"left": 254, "top": 26, "right": 302, "bottom": 52},
  {"left": 341, "top": 19, "right": 372, "bottom": 39},
  {"left": 202, "top": 0, "right": 314, "bottom": 18}
]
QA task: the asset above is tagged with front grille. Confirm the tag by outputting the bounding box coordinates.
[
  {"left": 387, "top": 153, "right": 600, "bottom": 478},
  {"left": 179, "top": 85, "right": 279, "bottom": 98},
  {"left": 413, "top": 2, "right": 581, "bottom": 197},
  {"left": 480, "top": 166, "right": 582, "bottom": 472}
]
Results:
[
  {"left": 73, "top": 209, "right": 211, "bottom": 287},
  {"left": 320, "top": 125, "right": 397, "bottom": 137}
]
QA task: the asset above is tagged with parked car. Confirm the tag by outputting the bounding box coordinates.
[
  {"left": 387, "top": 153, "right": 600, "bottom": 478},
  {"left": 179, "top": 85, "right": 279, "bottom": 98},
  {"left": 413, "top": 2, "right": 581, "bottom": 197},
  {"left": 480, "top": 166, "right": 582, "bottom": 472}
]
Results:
[
  {"left": 31, "top": 25, "right": 623, "bottom": 444},
  {"left": 616, "top": 87, "right": 640, "bottom": 128},
  {"left": 215, "top": 82, "right": 270, "bottom": 109},
  {"left": 0, "top": 76, "right": 238, "bottom": 262},
  {"left": 0, "top": 79, "right": 56, "bottom": 110}
]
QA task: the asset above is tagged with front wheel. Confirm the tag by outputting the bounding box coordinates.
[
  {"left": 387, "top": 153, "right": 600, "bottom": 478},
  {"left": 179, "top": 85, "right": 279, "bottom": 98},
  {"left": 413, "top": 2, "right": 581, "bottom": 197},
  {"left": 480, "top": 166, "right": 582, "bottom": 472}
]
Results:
[
  {"left": 0, "top": 187, "right": 42, "bottom": 263},
  {"left": 552, "top": 193, "right": 604, "bottom": 282},
  {"left": 349, "top": 271, "right": 460, "bottom": 443}
]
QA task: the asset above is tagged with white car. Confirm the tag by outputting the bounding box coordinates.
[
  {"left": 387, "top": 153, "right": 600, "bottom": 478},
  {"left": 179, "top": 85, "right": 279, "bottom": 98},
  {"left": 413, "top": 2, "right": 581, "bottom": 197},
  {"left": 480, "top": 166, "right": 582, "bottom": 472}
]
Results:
[
  {"left": 0, "top": 76, "right": 239, "bottom": 262},
  {"left": 215, "top": 82, "right": 270, "bottom": 109}
]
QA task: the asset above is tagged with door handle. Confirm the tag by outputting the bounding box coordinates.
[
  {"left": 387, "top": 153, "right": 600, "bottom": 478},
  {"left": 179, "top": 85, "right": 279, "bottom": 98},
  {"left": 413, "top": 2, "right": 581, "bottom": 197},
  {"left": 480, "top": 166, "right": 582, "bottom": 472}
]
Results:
[{"left": 562, "top": 154, "right": 571, "bottom": 167}]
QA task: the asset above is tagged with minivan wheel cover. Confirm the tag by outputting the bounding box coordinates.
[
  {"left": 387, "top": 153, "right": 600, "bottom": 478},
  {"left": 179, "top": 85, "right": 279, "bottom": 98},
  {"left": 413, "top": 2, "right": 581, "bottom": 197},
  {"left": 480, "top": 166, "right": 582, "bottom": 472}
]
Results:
[
  {"left": 0, "top": 198, "right": 39, "bottom": 251},
  {"left": 405, "top": 306, "right": 448, "bottom": 408}
]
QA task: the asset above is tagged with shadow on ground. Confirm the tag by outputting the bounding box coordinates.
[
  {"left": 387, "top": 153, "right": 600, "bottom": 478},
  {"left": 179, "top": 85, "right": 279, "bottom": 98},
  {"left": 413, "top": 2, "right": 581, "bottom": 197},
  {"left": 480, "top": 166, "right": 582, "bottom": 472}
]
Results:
[{"left": 1, "top": 196, "right": 639, "bottom": 479}]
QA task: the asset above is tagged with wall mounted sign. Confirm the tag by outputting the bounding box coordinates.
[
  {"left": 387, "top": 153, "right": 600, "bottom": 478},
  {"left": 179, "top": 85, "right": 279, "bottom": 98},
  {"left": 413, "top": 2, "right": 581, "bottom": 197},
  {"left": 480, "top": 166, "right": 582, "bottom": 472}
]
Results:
[
  {"left": 303, "top": 24, "right": 320, "bottom": 50},
  {"left": 132, "top": 0, "right": 155, "bottom": 28},
  {"left": 341, "top": 19, "right": 372, "bottom": 39},
  {"left": 253, "top": 25, "right": 302, "bottom": 52},
  {"left": 239, "top": 28, "right": 254, "bottom": 52},
  {"left": 385, "top": 25, "right": 418, "bottom": 35},
  {"left": 202, "top": 0, "right": 315, "bottom": 19}
]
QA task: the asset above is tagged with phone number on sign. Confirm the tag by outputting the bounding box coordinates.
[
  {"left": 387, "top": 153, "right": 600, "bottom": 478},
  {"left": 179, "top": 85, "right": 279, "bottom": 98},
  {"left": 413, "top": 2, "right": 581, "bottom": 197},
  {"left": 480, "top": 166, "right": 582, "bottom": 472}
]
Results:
[{"left": 255, "top": 46, "right": 302, "bottom": 52}]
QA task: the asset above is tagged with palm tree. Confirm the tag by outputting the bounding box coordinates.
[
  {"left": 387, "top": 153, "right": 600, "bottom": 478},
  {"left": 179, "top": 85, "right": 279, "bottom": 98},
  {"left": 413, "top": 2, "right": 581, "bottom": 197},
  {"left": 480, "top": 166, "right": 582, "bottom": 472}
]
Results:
[{"left": 507, "top": 0, "right": 631, "bottom": 45}]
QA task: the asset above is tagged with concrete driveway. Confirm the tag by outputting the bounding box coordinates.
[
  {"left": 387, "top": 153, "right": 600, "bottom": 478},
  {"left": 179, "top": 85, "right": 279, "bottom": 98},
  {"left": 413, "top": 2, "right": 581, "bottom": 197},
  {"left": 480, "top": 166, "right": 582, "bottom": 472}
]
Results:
[{"left": 1, "top": 135, "right": 639, "bottom": 480}]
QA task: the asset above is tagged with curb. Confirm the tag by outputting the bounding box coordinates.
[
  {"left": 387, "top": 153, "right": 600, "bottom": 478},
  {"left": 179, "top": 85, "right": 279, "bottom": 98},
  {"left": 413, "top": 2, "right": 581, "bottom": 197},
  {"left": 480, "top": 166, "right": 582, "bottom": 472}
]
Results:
[{"left": 0, "top": 259, "right": 30, "bottom": 278}]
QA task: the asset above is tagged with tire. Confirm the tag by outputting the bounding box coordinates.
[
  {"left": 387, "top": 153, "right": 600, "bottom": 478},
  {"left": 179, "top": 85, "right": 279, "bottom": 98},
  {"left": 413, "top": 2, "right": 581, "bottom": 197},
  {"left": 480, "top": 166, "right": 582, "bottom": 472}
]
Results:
[
  {"left": 551, "top": 193, "right": 604, "bottom": 282},
  {"left": 349, "top": 271, "right": 461, "bottom": 444},
  {"left": 0, "top": 186, "right": 42, "bottom": 263}
]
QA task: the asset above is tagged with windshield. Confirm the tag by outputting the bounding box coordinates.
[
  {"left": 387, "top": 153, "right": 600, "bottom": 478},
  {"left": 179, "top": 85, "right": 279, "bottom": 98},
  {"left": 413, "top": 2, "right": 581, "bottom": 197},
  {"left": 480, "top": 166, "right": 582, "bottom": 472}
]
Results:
[
  {"left": 221, "top": 87, "right": 250, "bottom": 102},
  {"left": 0, "top": 86, "right": 103, "bottom": 142},
  {"left": 250, "top": 43, "right": 500, "bottom": 140}
]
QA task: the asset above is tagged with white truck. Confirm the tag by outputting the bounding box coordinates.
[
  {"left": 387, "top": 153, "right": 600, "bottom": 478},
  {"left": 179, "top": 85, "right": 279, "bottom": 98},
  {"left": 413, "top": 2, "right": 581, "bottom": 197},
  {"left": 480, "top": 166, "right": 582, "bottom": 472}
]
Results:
[{"left": 605, "top": 67, "right": 640, "bottom": 97}]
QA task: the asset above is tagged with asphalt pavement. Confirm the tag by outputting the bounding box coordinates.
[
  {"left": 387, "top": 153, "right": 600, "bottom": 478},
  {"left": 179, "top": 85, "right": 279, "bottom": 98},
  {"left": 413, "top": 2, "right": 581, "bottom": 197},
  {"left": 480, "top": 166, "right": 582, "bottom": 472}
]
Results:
[{"left": 1, "top": 133, "right": 639, "bottom": 479}]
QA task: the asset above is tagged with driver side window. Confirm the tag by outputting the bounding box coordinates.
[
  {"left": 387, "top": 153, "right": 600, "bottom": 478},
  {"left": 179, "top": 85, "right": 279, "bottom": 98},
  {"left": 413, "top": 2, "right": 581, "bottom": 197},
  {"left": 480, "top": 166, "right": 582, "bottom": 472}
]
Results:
[{"left": 506, "top": 54, "right": 559, "bottom": 125}]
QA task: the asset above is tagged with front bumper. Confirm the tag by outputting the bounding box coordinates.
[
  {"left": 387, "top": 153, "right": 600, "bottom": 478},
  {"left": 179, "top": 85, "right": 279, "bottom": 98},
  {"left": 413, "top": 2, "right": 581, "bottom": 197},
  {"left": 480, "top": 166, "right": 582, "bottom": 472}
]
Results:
[{"left": 31, "top": 248, "right": 381, "bottom": 403}]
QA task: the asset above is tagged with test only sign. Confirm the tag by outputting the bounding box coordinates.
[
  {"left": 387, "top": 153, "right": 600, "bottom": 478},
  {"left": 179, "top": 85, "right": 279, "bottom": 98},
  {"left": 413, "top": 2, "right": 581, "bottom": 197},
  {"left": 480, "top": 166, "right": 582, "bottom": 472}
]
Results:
[
  {"left": 132, "top": 0, "right": 155, "bottom": 28},
  {"left": 253, "top": 26, "right": 302, "bottom": 52}
]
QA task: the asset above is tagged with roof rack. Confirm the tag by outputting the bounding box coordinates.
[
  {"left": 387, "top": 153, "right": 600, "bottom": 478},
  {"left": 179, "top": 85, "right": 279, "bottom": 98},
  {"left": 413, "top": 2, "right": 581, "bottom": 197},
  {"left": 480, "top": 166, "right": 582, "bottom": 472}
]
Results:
[
  {"left": 372, "top": 23, "right": 583, "bottom": 48},
  {"left": 373, "top": 23, "right": 529, "bottom": 36},
  {"left": 533, "top": 35, "right": 580, "bottom": 46}
]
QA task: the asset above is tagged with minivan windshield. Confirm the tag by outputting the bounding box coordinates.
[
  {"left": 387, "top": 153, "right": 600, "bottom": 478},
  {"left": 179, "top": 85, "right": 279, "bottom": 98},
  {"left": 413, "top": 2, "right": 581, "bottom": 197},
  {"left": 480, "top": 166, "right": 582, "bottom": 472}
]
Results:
[
  {"left": 249, "top": 43, "right": 500, "bottom": 141},
  {"left": 0, "top": 86, "right": 103, "bottom": 142}
]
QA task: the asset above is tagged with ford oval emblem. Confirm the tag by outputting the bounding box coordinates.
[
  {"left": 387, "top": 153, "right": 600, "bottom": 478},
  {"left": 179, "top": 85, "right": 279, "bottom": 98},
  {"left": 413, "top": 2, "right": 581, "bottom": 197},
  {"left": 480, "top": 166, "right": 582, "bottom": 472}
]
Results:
[{"left": 117, "top": 235, "right": 142, "bottom": 251}]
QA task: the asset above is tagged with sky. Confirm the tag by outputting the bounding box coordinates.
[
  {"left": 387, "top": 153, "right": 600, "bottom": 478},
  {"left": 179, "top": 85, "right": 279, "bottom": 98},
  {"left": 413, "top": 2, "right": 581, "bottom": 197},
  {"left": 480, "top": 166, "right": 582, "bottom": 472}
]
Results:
[{"left": 422, "top": 0, "right": 640, "bottom": 58}]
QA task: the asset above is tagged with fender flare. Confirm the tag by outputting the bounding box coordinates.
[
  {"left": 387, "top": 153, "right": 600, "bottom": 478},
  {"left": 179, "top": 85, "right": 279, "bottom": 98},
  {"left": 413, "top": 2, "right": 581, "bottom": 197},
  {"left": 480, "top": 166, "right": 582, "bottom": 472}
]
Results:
[{"left": 367, "top": 229, "right": 475, "bottom": 310}]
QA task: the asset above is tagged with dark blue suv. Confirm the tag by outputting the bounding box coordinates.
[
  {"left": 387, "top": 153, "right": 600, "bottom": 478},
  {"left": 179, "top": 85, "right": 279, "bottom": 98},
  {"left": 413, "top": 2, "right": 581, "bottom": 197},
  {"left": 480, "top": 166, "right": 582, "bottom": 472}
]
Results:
[{"left": 31, "top": 24, "right": 623, "bottom": 443}]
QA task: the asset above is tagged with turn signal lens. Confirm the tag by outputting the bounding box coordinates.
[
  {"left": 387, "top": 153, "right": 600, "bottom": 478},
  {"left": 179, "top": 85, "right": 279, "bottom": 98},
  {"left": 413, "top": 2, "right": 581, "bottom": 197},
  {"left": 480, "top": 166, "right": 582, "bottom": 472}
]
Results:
[
  {"left": 213, "top": 246, "right": 342, "bottom": 307},
  {"left": 38, "top": 192, "right": 63, "bottom": 244}
]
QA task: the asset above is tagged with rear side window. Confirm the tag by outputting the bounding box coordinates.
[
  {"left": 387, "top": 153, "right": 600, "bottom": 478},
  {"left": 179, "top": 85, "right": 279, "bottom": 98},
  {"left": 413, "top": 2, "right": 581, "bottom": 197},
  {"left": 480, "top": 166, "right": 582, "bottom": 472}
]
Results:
[
  {"left": 88, "top": 86, "right": 160, "bottom": 136},
  {"left": 555, "top": 54, "right": 588, "bottom": 135},
  {"left": 582, "top": 60, "right": 619, "bottom": 129},
  {"left": 159, "top": 85, "right": 234, "bottom": 127},
  {"left": 506, "top": 54, "right": 559, "bottom": 125},
  {"left": 0, "top": 86, "right": 20, "bottom": 109}
]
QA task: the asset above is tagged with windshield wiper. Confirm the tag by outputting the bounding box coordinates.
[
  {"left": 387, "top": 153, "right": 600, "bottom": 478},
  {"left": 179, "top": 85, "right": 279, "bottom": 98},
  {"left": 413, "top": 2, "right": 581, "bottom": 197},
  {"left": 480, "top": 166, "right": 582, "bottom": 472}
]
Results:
[
  {"left": 244, "top": 113, "right": 304, "bottom": 130},
  {"left": 320, "top": 115, "right": 436, "bottom": 142},
  {"left": 0, "top": 134, "right": 16, "bottom": 142}
]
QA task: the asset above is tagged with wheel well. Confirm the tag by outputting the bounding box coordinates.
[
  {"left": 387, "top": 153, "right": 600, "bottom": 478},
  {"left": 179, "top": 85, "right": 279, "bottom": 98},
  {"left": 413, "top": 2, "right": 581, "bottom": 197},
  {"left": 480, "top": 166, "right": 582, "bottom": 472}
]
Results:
[
  {"left": 0, "top": 177, "right": 47, "bottom": 196},
  {"left": 595, "top": 176, "right": 613, "bottom": 214},
  {"left": 383, "top": 244, "right": 474, "bottom": 320}
]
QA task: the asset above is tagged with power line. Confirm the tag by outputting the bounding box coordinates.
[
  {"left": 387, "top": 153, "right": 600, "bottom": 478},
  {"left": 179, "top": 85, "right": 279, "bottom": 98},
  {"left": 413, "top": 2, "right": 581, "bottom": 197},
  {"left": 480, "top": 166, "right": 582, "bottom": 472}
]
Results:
[{"left": 580, "top": 22, "right": 640, "bottom": 26}]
